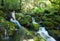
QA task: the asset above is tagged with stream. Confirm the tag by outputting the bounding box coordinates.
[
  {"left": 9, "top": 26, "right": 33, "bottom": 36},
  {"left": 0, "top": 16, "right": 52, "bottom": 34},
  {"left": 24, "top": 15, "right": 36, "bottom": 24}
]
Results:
[
  {"left": 32, "top": 17, "right": 56, "bottom": 41},
  {"left": 3, "top": 29, "right": 9, "bottom": 41},
  {"left": 10, "top": 17, "right": 56, "bottom": 41},
  {"left": 9, "top": 15, "right": 56, "bottom": 41}
]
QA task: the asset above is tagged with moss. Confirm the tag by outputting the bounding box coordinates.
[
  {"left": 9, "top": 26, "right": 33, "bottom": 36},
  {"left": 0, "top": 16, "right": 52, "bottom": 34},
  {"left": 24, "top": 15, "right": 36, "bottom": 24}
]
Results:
[
  {"left": 16, "top": 13, "right": 24, "bottom": 20},
  {"left": 54, "top": 15, "right": 60, "bottom": 23},
  {"left": 48, "top": 29, "right": 60, "bottom": 40},
  {"left": 33, "top": 34, "right": 45, "bottom": 41},
  {"left": 12, "top": 30, "right": 24, "bottom": 41},
  {"left": 43, "top": 21, "right": 54, "bottom": 28},
  {"left": 40, "top": 38, "right": 45, "bottom": 41},
  {"left": 31, "top": 7, "right": 44, "bottom": 14},
  {"left": 0, "top": 10, "right": 6, "bottom": 17},
  {"left": 51, "top": 30, "right": 60, "bottom": 35},
  {"left": 0, "top": 16, "right": 16, "bottom": 36},
  {"left": 31, "top": 22, "right": 39, "bottom": 31},
  {"left": 34, "top": 36, "right": 39, "bottom": 41}
]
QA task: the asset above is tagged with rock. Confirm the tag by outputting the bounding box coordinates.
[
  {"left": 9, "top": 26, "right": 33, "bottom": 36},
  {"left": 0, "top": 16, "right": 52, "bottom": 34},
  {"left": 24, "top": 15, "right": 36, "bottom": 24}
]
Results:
[
  {"left": 34, "top": 36, "right": 39, "bottom": 41},
  {"left": 31, "top": 22, "right": 39, "bottom": 31}
]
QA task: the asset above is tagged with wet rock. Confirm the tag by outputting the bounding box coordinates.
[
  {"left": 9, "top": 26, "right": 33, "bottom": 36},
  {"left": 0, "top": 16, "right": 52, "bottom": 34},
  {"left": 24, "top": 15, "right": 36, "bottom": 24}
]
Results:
[{"left": 31, "top": 22, "right": 39, "bottom": 31}]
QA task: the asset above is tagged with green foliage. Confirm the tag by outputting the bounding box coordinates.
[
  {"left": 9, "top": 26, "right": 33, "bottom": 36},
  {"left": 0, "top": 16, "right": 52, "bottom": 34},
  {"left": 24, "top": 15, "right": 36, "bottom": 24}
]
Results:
[
  {"left": 0, "top": 0, "right": 60, "bottom": 41},
  {"left": 0, "top": 10, "right": 6, "bottom": 17},
  {"left": 43, "top": 21, "right": 54, "bottom": 27},
  {"left": 31, "top": 22, "right": 39, "bottom": 31},
  {"left": 0, "top": 16, "right": 15, "bottom": 36},
  {"left": 16, "top": 13, "right": 24, "bottom": 21},
  {"left": 6, "top": 0, "right": 20, "bottom": 10},
  {"left": 34, "top": 36, "right": 39, "bottom": 41},
  {"left": 16, "top": 13, "right": 32, "bottom": 27},
  {"left": 0, "top": 0, "right": 20, "bottom": 10},
  {"left": 31, "top": 7, "right": 44, "bottom": 14}
]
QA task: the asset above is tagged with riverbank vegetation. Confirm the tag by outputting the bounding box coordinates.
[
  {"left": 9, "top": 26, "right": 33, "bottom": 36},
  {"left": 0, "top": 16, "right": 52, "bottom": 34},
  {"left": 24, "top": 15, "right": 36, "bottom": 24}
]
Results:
[{"left": 0, "top": 0, "right": 60, "bottom": 41}]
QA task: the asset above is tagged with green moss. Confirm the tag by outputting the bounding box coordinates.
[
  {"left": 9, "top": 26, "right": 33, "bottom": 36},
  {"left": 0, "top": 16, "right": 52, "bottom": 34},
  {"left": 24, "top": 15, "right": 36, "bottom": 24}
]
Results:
[
  {"left": 16, "top": 13, "right": 24, "bottom": 20},
  {"left": 0, "top": 10, "right": 6, "bottom": 17},
  {"left": 31, "top": 7, "right": 44, "bottom": 14},
  {"left": 43, "top": 21, "right": 54, "bottom": 28},
  {"left": 48, "top": 29, "right": 60, "bottom": 39},
  {"left": 31, "top": 22, "right": 39, "bottom": 31},
  {"left": 34, "top": 36, "right": 39, "bottom": 41},
  {"left": 51, "top": 30, "right": 60, "bottom": 35},
  {"left": 33, "top": 35, "right": 45, "bottom": 41},
  {"left": 0, "top": 16, "right": 15, "bottom": 36},
  {"left": 54, "top": 15, "right": 60, "bottom": 22}
]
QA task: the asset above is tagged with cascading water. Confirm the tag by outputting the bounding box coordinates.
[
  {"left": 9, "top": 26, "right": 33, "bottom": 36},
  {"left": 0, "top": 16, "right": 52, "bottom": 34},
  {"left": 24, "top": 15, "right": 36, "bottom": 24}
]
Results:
[
  {"left": 9, "top": 11, "right": 23, "bottom": 30},
  {"left": 32, "top": 17, "right": 56, "bottom": 41},
  {"left": 37, "top": 27, "right": 56, "bottom": 41},
  {"left": 3, "top": 29, "right": 9, "bottom": 41},
  {"left": 10, "top": 19, "right": 24, "bottom": 31},
  {"left": 10, "top": 19, "right": 26, "bottom": 41},
  {"left": 32, "top": 17, "right": 38, "bottom": 24},
  {"left": 5, "top": 11, "right": 28, "bottom": 41},
  {"left": 32, "top": 17, "right": 35, "bottom": 22},
  {"left": 10, "top": 11, "right": 56, "bottom": 41}
]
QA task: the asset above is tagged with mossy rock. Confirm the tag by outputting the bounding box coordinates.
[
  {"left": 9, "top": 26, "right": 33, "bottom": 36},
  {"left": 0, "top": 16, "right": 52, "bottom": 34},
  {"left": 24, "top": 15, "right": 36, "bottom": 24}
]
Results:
[
  {"left": 34, "top": 36, "right": 39, "bottom": 41},
  {"left": 48, "top": 29, "right": 60, "bottom": 41},
  {"left": 0, "top": 16, "right": 15, "bottom": 36},
  {"left": 16, "top": 13, "right": 24, "bottom": 20},
  {"left": 25, "top": 15, "right": 32, "bottom": 22},
  {"left": 12, "top": 29, "right": 25, "bottom": 41},
  {"left": 31, "top": 22, "right": 39, "bottom": 31},
  {"left": 21, "top": 18, "right": 28, "bottom": 25},
  {"left": 51, "top": 30, "right": 60, "bottom": 35},
  {"left": 54, "top": 15, "right": 60, "bottom": 23},
  {"left": 34, "top": 35, "right": 45, "bottom": 41},
  {"left": 17, "top": 15, "right": 32, "bottom": 28},
  {"left": 40, "top": 39, "right": 45, "bottom": 41},
  {"left": 35, "top": 17, "right": 42, "bottom": 22},
  {"left": 43, "top": 21, "right": 54, "bottom": 28}
]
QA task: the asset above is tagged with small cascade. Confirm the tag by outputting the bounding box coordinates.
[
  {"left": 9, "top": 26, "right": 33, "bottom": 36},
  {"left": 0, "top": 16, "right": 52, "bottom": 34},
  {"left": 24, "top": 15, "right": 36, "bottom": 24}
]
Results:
[
  {"left": 3, "top": 29, "right": 9, "bottom": 41},
  {"left": 37, "top": 27, "right": 56, "bottom": 41},
  {"left": 32, "top": 17, "right": 35, "bottom": 22},
  {"left": 10, "top": 19, "right": 23, "bottom": 30},
  {"left": 9, "top": 11, "right": 26, "bottom": 31},
  {"left": 32, "top": 17, "right": 56, "bottom": 41},
  {"left": 10, "top": 18, "right": 29, "bottom": 30},
  {"left": 32, "top": 17, "right": 38, "bottom": 24},
  {"left": 10, "top": 19, "right": 26, "bottom": 41},
  {"left": 9, "top": 12, "right": 28, "bottom": 41}
]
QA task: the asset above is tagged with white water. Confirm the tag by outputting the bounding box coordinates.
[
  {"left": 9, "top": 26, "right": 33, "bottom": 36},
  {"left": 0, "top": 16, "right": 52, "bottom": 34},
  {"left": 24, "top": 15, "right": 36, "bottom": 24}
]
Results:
[
  {"left": 32, "top": 17, "right": 38, "bottom": 24},
  {"left": 10, "top": 19, "right": 26, "bottom": 32},
  {"left": 10, "top": 19, "right": 22, "bottom": 28},
  {"left": 10, "top": 11, "right": 23, "bottom": 30},
  {"left": 3, "top": 29, "right": 9, "bottom": 41},
  {"left": 37, "top": 27, "right": 56, "bottom": 41},
  {"left": 10, "top": 12, "right": 56, "bottom": 41},
  {"left": 32, "top": 17, "right": 56, "bottom": 41}
]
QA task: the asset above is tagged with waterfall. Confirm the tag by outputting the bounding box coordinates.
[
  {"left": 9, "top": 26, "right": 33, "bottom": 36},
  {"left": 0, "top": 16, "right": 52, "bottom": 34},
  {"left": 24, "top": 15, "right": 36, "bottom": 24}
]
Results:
[
  {"left": 32, "top": 17, "right": 56, "bottom": 41},
  {"left": 3, "top": 29, "right": 9, "bottom": 41},
  {"left": 10, "top": 19, "right": 24, "bottom": 30},
  {"left": 37, "top": 27, "right": 56, "bottom": 41},
  {"left": 32, "top": 17, "right": 35, "bottom": 22},
  {"left": 32, "top": 17, "right": 38, "bottom": 24},
  {"left": 9, "top": 11, "right": 22, "bottom": 29}
]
